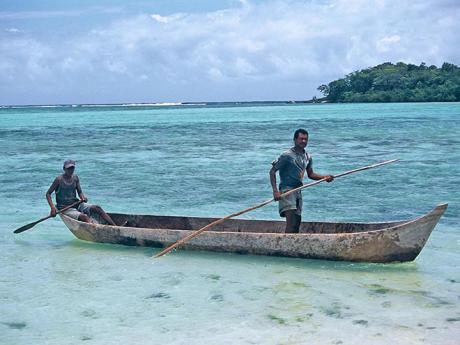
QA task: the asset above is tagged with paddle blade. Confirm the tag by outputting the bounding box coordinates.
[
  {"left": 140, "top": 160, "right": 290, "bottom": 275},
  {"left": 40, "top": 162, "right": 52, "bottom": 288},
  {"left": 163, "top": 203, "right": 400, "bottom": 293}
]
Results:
[
  {"left": 13, "top": 201, "right": 80, "bottom": 234},
  {"left": 13, "top": 215, "right": 49, "bottom": 234},
  {"left": 13, "top": 221, "right": 39, "bottom": 234}
]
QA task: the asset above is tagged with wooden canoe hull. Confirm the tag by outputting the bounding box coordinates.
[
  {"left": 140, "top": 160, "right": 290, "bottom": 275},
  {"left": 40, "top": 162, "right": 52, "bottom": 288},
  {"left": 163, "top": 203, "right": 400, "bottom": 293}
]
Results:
[{"left": 60, "top": 204, "right": 447, "bottom": 263}]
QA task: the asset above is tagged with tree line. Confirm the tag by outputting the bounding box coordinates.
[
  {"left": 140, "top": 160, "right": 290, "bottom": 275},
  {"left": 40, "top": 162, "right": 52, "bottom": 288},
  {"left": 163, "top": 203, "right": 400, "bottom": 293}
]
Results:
[{"left": 317, "top": 62, "right": 460, "bottom": 102}]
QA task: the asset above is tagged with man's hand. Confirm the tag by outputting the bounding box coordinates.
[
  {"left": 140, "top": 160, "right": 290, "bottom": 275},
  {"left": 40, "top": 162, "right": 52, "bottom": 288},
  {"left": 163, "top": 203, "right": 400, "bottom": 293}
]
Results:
[
  {"left": 324, "top": 175, "right": 334, "bottom": 182},
  {"left": 50, "top": 207, "right": 58, "bottom": 217},
  {"left": 81, "top": 196, "right": 88, "bottom": 203},
  {"left": 273, "top": 190, "right": 282, "bottom": 201}
]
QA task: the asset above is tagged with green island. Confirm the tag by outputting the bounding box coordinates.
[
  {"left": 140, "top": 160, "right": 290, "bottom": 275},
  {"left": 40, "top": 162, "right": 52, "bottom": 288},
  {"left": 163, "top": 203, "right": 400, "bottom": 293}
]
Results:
[{"left": 315, "top": 62, "right": 460, "bottom": 102}]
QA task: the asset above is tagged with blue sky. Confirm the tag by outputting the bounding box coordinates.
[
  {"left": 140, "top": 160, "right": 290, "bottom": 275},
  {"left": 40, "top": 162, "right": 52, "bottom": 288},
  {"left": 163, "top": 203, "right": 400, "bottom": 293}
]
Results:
[{"left": 1, "top": 0, "right": 459, "bottom": 105}]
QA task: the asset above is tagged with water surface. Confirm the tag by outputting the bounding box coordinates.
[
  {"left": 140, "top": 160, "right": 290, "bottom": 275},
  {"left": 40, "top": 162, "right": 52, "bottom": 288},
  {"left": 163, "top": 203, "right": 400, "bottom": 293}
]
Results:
[{"left": 1, "top": 102, "right": 459, "bottom": 344}]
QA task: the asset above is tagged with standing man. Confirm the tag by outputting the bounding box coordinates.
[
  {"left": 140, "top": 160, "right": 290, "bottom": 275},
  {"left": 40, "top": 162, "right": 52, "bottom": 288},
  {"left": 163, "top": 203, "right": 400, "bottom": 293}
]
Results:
[
  {"left": 46, "top": 159, "right": 117, "bottom": 226},
  {"left": 270, "top": 129, "right": 334, "bottom": 233}
]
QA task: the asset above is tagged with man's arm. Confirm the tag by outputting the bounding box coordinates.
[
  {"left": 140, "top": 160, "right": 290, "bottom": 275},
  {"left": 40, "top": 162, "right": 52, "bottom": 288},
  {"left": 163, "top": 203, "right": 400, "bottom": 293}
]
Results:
[
  {"left": 46, "top": 178, "right": 59, "bottom": 217},
  {"left": 269, "top": 166, "right": 282, "bottom": 200},
  {"left": 75, "top": 176, "right": 88, "bottom": 202},
  {"left": 306, "top": 160, "right": 334, "bottom": 182}
]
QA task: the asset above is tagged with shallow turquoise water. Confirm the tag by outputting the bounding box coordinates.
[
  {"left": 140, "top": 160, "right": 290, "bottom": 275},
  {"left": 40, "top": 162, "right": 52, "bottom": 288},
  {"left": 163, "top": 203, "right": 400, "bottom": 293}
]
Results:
[{"left": 1, "top": 103, "right": 459, "bottom": 344}]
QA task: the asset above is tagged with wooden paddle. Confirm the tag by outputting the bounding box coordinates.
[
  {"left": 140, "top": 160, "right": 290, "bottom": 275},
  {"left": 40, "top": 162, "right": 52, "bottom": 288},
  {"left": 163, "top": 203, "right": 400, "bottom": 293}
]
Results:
[
  {"left": 154, "top": 159, "right": 399, "bottom": 258},
  {"left": 13, "top": 200, "right": 83, "bottom": 234}
]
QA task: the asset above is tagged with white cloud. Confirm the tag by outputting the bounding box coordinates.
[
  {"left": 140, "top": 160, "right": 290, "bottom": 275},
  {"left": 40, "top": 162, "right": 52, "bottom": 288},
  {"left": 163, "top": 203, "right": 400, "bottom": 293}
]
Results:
[
  {"left": 151, "top": 14, "right": 169, "bottom": 23},
  {"left": 1, "top": 0, "right": 459, "bottom": 104},
  {"left": 5, "top": 28, "right": 21, "bottom": 33},
  {"left": 376, "top": 35, "right": 401, "bottom": 53}
]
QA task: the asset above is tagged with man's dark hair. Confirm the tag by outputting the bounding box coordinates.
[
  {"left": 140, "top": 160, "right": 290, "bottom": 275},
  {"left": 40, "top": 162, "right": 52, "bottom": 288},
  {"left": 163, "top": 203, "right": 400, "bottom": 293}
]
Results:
[{"left": 294, "top": 128, "right": 309, "bottom": 140}]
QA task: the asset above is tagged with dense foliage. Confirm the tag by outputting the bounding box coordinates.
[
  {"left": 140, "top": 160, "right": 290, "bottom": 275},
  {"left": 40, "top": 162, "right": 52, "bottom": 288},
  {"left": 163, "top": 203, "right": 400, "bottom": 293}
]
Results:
[{"left": 317, "top": 62, "right": 460, "bottom": 102}]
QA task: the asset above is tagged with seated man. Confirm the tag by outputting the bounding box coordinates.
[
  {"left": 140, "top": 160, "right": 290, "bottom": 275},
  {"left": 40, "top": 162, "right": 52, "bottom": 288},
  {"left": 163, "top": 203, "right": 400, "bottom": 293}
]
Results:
[{"left": 46, "top": 159, "right": 116, "bottom": 225}]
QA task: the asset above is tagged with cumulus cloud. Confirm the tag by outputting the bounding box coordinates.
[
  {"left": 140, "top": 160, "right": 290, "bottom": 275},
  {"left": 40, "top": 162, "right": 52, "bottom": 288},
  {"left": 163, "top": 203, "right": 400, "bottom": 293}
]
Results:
[
  {"left": 1, "top": 0, "right": 459, "bottom": 104},
  {"left": 5, "top": 28, "right": 21, "bottom": 33}
]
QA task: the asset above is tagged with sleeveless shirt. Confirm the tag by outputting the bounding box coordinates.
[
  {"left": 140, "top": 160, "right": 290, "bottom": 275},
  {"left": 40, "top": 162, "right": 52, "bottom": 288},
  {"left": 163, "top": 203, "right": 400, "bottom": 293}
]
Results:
[{"left": 55, "top": 175, "right": 79, "bottom": 209}]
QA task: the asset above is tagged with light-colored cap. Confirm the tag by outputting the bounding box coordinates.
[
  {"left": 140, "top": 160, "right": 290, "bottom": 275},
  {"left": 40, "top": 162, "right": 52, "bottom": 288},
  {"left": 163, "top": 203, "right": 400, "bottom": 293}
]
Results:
[{"left": 63, "top": 159, "right": 76, "bottom": 169}]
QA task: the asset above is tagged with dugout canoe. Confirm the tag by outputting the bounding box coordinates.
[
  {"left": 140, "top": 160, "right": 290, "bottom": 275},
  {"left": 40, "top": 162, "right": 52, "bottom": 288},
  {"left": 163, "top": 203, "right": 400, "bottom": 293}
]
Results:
[{"left": 60, "top": 203, "right": 447, "bottom": 263}]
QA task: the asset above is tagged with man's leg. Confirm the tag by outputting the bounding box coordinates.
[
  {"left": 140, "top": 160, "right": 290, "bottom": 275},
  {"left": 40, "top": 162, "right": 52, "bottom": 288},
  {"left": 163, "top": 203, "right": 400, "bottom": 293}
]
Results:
[
  {"left": 285, "top": 210, "right": 301, "bottom": 233},
  {"left": 90, "top": 205, "right": 116, "bottom": 226},
  {"left": 78, "top": 213, "right": 93, "bottom": 223},
  {"left": 63, "top": 207, "right": 93, "bottom": 223},
  {"left": 295, "top": 214, "right": 301, "bottom": 232}
]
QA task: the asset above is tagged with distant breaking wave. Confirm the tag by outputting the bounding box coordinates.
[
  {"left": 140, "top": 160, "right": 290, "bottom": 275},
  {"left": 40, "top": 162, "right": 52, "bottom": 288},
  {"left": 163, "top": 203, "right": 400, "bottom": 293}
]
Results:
[
  {"left": 0, "top": 101, "right": 306, "bottom": 109},
  {"left": 82, "top": 102, "right": 187, "bottom": 107},
  {"left": 0, "top": 102, "right": 208, "bottom": 109}
]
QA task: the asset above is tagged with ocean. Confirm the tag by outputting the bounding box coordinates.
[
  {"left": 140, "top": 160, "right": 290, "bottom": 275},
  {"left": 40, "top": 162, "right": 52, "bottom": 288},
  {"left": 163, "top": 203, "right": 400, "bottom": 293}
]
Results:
[{"left": 1, "top": 102, "right": 459, "bottom": 344}]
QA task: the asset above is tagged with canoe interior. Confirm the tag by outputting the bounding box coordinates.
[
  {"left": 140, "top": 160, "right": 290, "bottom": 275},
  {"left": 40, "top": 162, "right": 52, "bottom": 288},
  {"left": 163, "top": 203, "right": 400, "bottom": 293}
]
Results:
[{"left": 107, "top": 213, "right": 407, "bottom": 234}]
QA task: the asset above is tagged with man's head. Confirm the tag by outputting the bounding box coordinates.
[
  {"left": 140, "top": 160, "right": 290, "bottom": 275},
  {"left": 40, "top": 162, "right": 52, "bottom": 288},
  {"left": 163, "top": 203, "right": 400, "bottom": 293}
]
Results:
[
  {"left": 293, "top": 128, "right": 309, "bottom": 149},
  {"left": 63, "top": 159, "right": 75, "bottom": 175}
]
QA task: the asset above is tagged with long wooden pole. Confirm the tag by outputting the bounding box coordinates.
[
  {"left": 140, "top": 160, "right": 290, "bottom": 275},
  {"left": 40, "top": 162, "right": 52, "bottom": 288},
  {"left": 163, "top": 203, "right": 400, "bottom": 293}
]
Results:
[
  {"left": 13, "top": 200, "right": 83, "bottom": 234},
  {"left": 154, "top": 159, "right": 399, "bottom": 258}
]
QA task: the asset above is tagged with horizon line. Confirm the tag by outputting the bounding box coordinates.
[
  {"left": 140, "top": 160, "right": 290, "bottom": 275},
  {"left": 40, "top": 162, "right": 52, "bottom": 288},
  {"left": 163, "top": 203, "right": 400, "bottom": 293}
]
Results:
[{"left": 0, "top": 99, "right": 320, "bottom": 108}]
